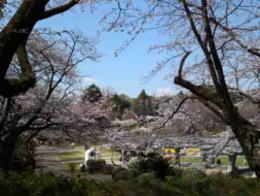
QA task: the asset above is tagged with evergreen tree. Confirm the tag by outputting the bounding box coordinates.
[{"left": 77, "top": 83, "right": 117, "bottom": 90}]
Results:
[
  {"left": 138, "top": 89, "right": 149, "bottom": 100},
  {"left": 109, "top": 94, "right": 131, "bottom": 119},
  {"left": 133, "top": 90, "right": 155, "bottom": 116},
  {"left": 82, "top": 84, "right": 102, "bottom": 103}
]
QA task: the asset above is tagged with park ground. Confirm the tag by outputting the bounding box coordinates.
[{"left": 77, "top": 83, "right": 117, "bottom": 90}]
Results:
[{"left": 35, "top": 144, "right": 249, "bottom": 178}]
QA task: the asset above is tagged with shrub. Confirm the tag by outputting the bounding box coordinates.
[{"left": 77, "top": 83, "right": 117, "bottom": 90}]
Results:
[
  {"left": 130, "top": 153, "right": 170, "bottom": 178},
  {"left": 87, "top": 159, "right": 106, "bottom": 173},
  {"left": 189, "top": 168, "right": 207, "bottom": 178},
  {"left": 102, "top": 164, "right": 114, "bottom": 175},
  {"left": 68, "top": 163, "right": 77, "bottom": 174},
  {"left": 137, "top": 172, "right": 156, "bottom": 187},
  {"left": 0, "top": 170, "right": 259, "bottom": 196},
  {"left": 160, "top": 182, "right": 183, "bottom": 196},
  {"left": 80, "top": 164, "right": 86, "bottom": 172},
  {"left": 112, "top": 168, "right": 134, "bottom": 181},
  {"left": 168, "top": 167, "right": 184, "bottom": 179}
]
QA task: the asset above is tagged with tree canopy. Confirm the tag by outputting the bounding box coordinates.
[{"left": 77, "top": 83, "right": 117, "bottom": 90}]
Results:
[{"left": 82, "top": 84, "right": 103, "bottom": 103}]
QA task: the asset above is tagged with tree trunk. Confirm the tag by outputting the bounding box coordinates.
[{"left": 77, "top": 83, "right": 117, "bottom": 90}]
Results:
[
  {"left": 228, "top": 154, "right": 238, "bottom": 175},
  {"left": 0, "top": 1, "right": 49, "bottom": 97},
  {"left": 177, "top": 0, "right": 260, "bottom": 177},
  {"left": 0, "top": 0, "right": 48, "bottom": 77},
  {"left": 0, "top": 133, "right": 19, "bottom": 176},
  {"left": 231, "top": 119, "right": 260, "bottom": 177},
  {"left": 174, "top": 76, "right": 260, "bottom": 177}
]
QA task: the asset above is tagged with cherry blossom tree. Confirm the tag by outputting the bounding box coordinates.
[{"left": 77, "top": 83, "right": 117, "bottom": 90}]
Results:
[
  {"left": 95, "top": 0, "right": 260, "bottom": 176},
  {"left": 61, "top": 92, "right": 113, "bottom": 145},
  {"left": 0, "top": 0, "right": 85, "bottom": 97},
  {"left": 0, "top": 30, "right": 99, "bottom": 174}
]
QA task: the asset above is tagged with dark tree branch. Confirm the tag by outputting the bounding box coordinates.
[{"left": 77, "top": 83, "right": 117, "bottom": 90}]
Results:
[
  {"left": 201, "top": 0, "right": 232, "bottom": 106},
  {"left": 16, "top": 45, "right": 35, "bottom": 79},
  {"left": 182, "top": 0, "right": 221, "bottom": 93},
  {"left": 178, "top": 51, "right": 191, "bottom": 77},
  {"left": 175, "top": 50, "right": 223, "bottom": 111},
  {"left": 40, "top": 0, "right": 79, "bottom": 20},
  {"left": 0, "top": 45, "right": 36, "bottom": 97}
]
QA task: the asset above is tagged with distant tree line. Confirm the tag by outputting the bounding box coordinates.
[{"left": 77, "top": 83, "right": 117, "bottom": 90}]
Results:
[{"left": 82, "top": 85, "right": 158, "bottom": 119}]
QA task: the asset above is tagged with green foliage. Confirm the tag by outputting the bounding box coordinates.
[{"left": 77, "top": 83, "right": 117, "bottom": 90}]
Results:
[
  {"left": 108, "top": 94, "right": 131, "bottom": 119},
  {"left": 13, "top": 137, "right": 26, "bottom": 158},
  {"left": 138, "top": 89, "right": 150, "bottom": 100},
  {"left": 11, "top": 137, "right": 36, "bottom": 172},
  {"left": 68, "top": 163, "right": 77, "bottom": 174},
  {"left": 81, "top": 84, "right": 102, "bottom": 103},
  {"left": 87, "top": 159, "right": 106, "bottom": 173},
  {"left": 129, "top": 154, "right": 171, "bottom": 179},
  {"left": 169, "top": 156, "right": 248, "bottom": 166},
  {"left": 0, "top": 171, "right": 259, "bottom": 196},
  {"left": 137, "top": 172, "right": 156, "bottom": 186},
  {"left": 132, "top": 89, "right": 155, "bottom": 116},
  {"left": 168, "top": 167, "right": 185, "bottom": 179},
  {"left": 0, "top": 172, "right": 85, "bottom": 196},
  {"left": 58, "top": 150, "right": 84, "bottom": 162},
  {"left": 112, "top": 168, "right": 135, "bottom": 181},
  {"left": 102, "top": 164, "right": 114, "bottom": 175}
]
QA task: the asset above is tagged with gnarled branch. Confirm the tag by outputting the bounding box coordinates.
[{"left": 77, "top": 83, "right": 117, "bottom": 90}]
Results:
[{"left": 0, "top": 45, "right": 36, "bottom": 97}]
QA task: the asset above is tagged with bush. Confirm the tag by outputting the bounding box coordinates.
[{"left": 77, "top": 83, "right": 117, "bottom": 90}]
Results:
[
  {"left": 137, "top": 172, "right": 156, "bottom": 187},
  {"left": 168, "top": 167, "right": 184, "bottom": 179},
  {"left": 0, "top": 170, "right": 259, "bottom": 196},
  {"left": 112, "top": 168, "right": 134, "bottom": 181},
  {"left": 87, "top": 159, "right": 106, "bottom": 173},
  {"left": 79, "top": 164, "right": 86, "bottom": 172},
  {"left": 68, "top": 163, "right": 77, "bottom": 174},
  {"left": 130, "top": 153, "right": 170, "bottom": 178},
  {"left": 102, "top": 164, "right": 114, "bottom": 175}
]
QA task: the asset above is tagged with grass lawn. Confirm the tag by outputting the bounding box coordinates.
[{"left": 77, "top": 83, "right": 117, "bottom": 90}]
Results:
[
  {"left": 170, "top": 157, "right": 203, "bottom": 164},
  {"left": 58, "top": 150, "right": 84, "bottom": 162},
  {"left": 58, "top": 146, "right": 121, "bottom": 162},
  {"left": 57, "top": 145, "right": 248, "bottom": 167},
  {"left": 170, "top": 156, "right": 248, "bottom": 166},
  {"left": 217, "top": 155, "right": 248, "bottom": 166},
  {"left": 98, "top": 147, "right": 121, "bottom": 163},
  {"left": 100, "top": 148, "right": 121, "bottom": 157}
]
